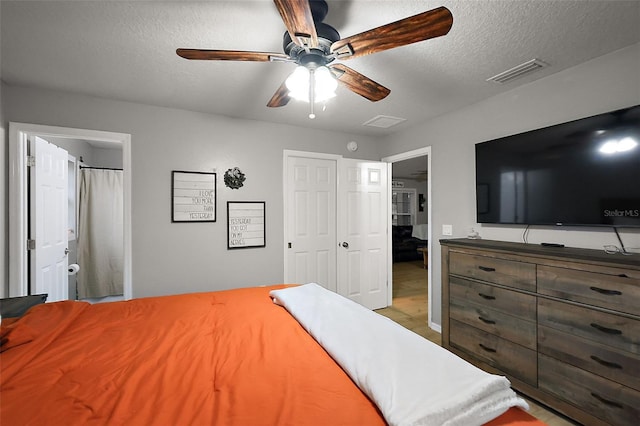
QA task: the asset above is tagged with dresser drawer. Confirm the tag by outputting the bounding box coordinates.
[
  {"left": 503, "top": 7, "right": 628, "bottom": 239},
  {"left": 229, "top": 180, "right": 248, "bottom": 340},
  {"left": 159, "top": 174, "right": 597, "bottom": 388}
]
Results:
[
  {"left": 539, "top": 325, "right": 640, "bottom": 391},
  {"left": 450, "top": 280, "right": 536, "bottom": 349},
  {"left": 450, "top": 298, "right": 536, "bottom": 349},
  {"left": 539, "top": 354, "right": 640, "bottom": 426},
  {"left": 449, "top": 252, "right": 536, "bottom": 291},
  {"left": 450, "top": 319, "right": 537, "bottom": 386},
  {"left": 538, "top": 265, "right": 640, "bottom": 315},
  {"left": 450, "top": 277, "right": 536, "bottom": 320},
  {"left": 539, "top": 298, "right": 640, "bottom": 353}
]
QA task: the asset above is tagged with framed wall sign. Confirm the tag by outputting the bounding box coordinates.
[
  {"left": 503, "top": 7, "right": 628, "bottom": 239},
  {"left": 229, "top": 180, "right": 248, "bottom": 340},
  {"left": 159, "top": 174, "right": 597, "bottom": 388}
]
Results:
[
  {"left": 227, "top": 201, "right": 266, "bottom": 249},
  {"left": 172, "top": 171, "right": 216, "bottom": 222}
]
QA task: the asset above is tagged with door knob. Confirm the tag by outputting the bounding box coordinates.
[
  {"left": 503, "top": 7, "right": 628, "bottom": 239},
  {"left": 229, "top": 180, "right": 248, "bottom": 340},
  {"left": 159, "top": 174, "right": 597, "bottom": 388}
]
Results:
[{"left": 341, "top": 242, "right": 349, "bottom": 248}]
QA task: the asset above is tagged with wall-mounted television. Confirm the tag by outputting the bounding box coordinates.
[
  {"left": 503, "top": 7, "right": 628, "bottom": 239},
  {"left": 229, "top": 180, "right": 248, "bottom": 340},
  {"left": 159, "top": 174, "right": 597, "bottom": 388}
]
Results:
[{"left": 476, "top": 105, "right": 640, "bottom": 227}]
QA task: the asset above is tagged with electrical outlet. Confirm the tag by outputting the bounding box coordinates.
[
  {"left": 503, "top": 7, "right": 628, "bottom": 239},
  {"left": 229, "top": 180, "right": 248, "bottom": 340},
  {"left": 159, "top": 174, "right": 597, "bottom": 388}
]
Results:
[{"left": 442, "top": 224, "right": 453, "bottom": 236}]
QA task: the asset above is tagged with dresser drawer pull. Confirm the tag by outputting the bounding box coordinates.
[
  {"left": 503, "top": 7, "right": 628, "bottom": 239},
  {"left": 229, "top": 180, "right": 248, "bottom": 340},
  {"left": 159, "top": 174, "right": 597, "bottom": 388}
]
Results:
[
  {"left": 590, "top": 355, "right": 623, "bottom": 370},
  {"left": 590, "top": 323, "right": 622, "bottom": 335},
  {"left": 590, "top": 392, "right": 624, "bottom": 409},
  {"left": 478, "top": 293, "right": 496, "bottom": 300},
  {"left": 589, "top": 286, "right": 622, "bottom": 296},
  {"left": 478, "top": 343, "right": 497, "bottom": 353},
  {"left": 478, "top": 266, "right": 496, "bottom": 272},
  {"left": 478, "top": 316, "right": 496, "bottom": 325}
]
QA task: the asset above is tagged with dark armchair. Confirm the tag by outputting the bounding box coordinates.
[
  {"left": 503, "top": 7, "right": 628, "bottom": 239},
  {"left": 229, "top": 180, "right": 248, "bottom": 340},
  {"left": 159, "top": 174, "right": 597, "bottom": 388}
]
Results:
[{"left": 392, "top": 225, "right": 424, "bottom": 262}]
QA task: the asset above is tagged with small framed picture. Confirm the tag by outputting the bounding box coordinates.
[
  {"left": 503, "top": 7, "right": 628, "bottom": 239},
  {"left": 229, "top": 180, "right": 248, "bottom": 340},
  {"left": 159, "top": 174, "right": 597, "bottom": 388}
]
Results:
[
  {"left": 172, "top": 171, "right": 216, "bottom": 222},
  {"left": 227, "top": 201, "right": 266, "bottom": 249}
]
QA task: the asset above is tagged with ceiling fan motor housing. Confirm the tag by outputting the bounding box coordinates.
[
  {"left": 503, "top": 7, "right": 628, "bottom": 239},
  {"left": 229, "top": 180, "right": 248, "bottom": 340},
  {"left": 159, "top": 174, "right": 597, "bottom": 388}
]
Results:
[
  {"left": 282, "top": 0, "right": 340, "bottom": 68},
  {"left": 283, "top": 23, "right": 340, "bottom": 66},
  {"left": 309, "top": 0, "right": 329, "bottom": 22}
]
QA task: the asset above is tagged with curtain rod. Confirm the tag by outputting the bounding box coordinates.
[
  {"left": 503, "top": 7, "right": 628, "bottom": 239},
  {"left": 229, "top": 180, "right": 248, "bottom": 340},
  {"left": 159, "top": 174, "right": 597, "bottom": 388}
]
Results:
[{"left": 80, "top": 166, "right": 123, "bottom": 171}]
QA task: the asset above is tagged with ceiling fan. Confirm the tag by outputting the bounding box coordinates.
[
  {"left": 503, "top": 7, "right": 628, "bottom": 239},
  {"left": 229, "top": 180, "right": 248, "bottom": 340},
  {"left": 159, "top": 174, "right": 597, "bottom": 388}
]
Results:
[{"left": 177, "top": 0, "right": 453, "bottom": 117}]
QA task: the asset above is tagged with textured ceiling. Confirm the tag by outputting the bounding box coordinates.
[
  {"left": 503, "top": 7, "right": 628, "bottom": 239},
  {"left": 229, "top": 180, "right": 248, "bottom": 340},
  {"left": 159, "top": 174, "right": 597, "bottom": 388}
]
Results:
[{"left": 2, "top": 1, "right": 639, "bottom": 137}]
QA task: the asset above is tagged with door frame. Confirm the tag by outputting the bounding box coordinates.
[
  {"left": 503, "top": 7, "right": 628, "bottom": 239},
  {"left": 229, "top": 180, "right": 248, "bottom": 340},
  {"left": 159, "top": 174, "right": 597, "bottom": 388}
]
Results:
[
  {"left": 8, "top": 122, "right": 133, "bottom": 300},
  {"left": 382, "top": 147, "right": 436, "bottom": 331}
]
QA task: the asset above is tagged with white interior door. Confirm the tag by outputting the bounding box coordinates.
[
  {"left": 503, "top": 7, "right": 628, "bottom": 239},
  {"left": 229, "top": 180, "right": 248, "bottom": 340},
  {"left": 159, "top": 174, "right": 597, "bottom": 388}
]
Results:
[
  {"left": 285, "top": 155, "right": 337, "bottom": 292},
  {"left": 30, "top": 136, "right": 69, "bottom": 301},
  {"left": 337, "top": 159, "right": 389, "bottom": 310}
]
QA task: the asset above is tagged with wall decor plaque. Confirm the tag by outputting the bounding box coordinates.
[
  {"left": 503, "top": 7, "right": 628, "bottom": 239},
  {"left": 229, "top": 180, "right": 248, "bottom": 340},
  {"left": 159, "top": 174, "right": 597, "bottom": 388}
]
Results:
[
  {"left": 172, "top": 171, "right": 216, "bottom": 222},
  {"left": 227, "top": 201, "right": 265, "bottom": 249}
]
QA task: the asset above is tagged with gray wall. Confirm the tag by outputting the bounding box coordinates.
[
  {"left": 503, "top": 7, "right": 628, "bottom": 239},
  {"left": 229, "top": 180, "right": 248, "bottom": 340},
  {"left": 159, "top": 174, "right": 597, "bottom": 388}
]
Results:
[
  {"left": 93, "top": 147, "right": 123, "bottom": 169},
  {"left": 2, "top": 42, "right": 638, "bottom": 324},
  {"left": 44, "top": 137, "right": 123, "bottom": 169},
  {"left": 379, "top": 43, "right": 640, "bottom": 326},
  {"left": 3, "top": 84, "right": 382, "bottom": 298},
  {"left": 0, "top": 1, "right": 6, "bottom": 298},
  {"left": 0, "top": 93, "right": 5, "bottom": 298}
]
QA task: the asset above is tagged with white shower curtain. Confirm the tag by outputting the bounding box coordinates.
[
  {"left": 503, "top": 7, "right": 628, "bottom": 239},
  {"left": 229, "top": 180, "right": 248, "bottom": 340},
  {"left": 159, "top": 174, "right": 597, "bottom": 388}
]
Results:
[{"left": 77, "top": 168, "right": 124, "bottom": 299}]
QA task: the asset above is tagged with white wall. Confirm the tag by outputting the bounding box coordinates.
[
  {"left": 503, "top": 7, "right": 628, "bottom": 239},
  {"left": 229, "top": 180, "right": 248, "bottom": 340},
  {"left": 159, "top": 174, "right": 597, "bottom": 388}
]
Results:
[
  {"left": 379, "top": 43, "right": 640, "bottom": 327},
  {"left": 3, "top": 84, "right": 383, "bottom": 298}
]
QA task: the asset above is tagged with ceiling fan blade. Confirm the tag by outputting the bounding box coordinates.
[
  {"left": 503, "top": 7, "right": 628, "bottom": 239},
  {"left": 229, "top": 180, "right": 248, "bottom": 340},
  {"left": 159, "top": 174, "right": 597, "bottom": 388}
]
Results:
[
  {"left": 176, "top": 49, "right": 289, "bottom": 62},
  {"left": 330, "top": 6, "right": 453, "bottom": 59},
  {"left": 267, "top": 81, "right": 291, "bottom": 107},
  {"left": 273, "top": 0, "right": 318, "bottom": 48},
  {"left": 330, "top": 64, "right": 390, "bottom": 102}
]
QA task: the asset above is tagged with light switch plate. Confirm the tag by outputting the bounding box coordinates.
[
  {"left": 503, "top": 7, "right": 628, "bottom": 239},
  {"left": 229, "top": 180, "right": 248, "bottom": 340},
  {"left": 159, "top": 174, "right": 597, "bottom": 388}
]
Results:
[{"left": 442, "top": 224, "right": 453, "bottom": 236}]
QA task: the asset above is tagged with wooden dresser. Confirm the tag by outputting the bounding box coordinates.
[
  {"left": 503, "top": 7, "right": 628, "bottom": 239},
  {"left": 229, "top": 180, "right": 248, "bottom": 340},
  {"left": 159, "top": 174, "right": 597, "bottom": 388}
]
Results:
[{"left": 440, "top": 239, "right": 640, "bottom": 426}]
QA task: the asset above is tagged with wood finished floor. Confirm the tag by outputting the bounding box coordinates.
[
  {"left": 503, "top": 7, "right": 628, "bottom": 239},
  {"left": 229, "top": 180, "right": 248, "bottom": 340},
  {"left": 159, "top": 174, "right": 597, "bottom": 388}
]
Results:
[{"left": 375, "top": 260, "right": 577, "bottom": 426}]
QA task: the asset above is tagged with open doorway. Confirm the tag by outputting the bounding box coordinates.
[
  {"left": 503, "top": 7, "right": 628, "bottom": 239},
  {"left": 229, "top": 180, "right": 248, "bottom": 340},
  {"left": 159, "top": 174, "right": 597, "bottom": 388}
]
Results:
[
  {"left": 377, "top": 147, "right": 439, "bottom": 343},
  {"left": 8, "top": 123, "right": 132, "bottom": 301},
  {"left": 46, "top": 136, "right": 124, "bottom": 302}
]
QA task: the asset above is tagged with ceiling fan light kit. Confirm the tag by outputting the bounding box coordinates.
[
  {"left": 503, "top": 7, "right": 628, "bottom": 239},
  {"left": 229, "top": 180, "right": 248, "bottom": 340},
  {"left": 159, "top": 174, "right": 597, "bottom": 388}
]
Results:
[
  {"left": 285, "top": 65, "right": 338, "bottom": 119},
  {"left": 285, "top": 66, "right": 337, "bottom": 103},
  {"left": 176, "top": 1, "right": 453, "bottom": 118}
]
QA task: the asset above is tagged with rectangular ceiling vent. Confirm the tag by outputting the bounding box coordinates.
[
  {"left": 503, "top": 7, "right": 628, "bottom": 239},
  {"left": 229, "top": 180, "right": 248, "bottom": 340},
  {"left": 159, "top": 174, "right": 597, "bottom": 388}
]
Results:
[
  {"left": 363, "top": 115, "right": 406, "bottom": 129},
  {"left": 487, "top": 59, "right": 549, "bottom": 84}
]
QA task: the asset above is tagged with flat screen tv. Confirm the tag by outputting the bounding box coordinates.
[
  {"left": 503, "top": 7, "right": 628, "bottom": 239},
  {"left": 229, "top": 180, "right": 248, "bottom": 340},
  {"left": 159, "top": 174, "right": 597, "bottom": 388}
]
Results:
[{"left": 476, "top": 105, "right": 640, "bottom": 227}]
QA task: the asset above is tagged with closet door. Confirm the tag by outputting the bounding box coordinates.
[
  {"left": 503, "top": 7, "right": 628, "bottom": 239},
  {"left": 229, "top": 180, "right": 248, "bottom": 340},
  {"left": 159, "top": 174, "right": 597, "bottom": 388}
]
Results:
[
  {"left": 284, "top": 153, "right": 389, "bottom": 310},
  {"left": 285, "top": 155, "right": 338, "bottom": 292}
]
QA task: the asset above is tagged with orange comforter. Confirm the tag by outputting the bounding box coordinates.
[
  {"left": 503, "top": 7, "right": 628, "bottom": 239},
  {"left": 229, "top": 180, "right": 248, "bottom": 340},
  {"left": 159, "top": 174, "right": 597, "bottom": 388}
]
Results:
[{"left": 1, "top": 286, "right": 542, "bottom": 425}]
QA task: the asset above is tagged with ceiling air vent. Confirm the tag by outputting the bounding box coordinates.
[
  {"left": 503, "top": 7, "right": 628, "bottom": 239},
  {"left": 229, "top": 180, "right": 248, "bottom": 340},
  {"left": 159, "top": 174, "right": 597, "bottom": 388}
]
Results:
[
  {"left": 363, "top": 115, "right": 406, "bottom": 129},
  {"left": 487, "top": 59, "right": 549, "bottom": 84}
]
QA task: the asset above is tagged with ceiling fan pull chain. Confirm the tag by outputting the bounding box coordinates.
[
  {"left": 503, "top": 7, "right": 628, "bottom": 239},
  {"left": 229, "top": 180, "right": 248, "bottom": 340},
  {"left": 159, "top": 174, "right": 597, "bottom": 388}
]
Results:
[{"left": 309, "top": 69, "right": 316, "bottom": 119}]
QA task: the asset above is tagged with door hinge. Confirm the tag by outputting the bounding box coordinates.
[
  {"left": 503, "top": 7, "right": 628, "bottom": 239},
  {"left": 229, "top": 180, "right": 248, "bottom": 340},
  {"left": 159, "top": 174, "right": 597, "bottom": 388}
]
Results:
[
  {"left": 27, "top": 239, "right": 36, "bottom": 250},
  {"left": 26, "top": 156, "right": 35, "bottom": 167}
]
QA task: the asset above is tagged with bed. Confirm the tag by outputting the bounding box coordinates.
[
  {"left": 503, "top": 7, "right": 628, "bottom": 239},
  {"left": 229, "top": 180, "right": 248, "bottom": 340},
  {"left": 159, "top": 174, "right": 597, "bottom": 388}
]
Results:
[{"left": 1, "top": 284, "right": 542, "bottom": 425}]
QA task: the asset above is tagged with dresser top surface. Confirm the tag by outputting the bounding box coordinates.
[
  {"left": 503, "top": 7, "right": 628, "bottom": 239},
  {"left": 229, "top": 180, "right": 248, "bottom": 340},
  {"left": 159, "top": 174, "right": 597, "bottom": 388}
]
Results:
[{"left": 440, "top": 238, "right": 640, "bottom": 269}]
